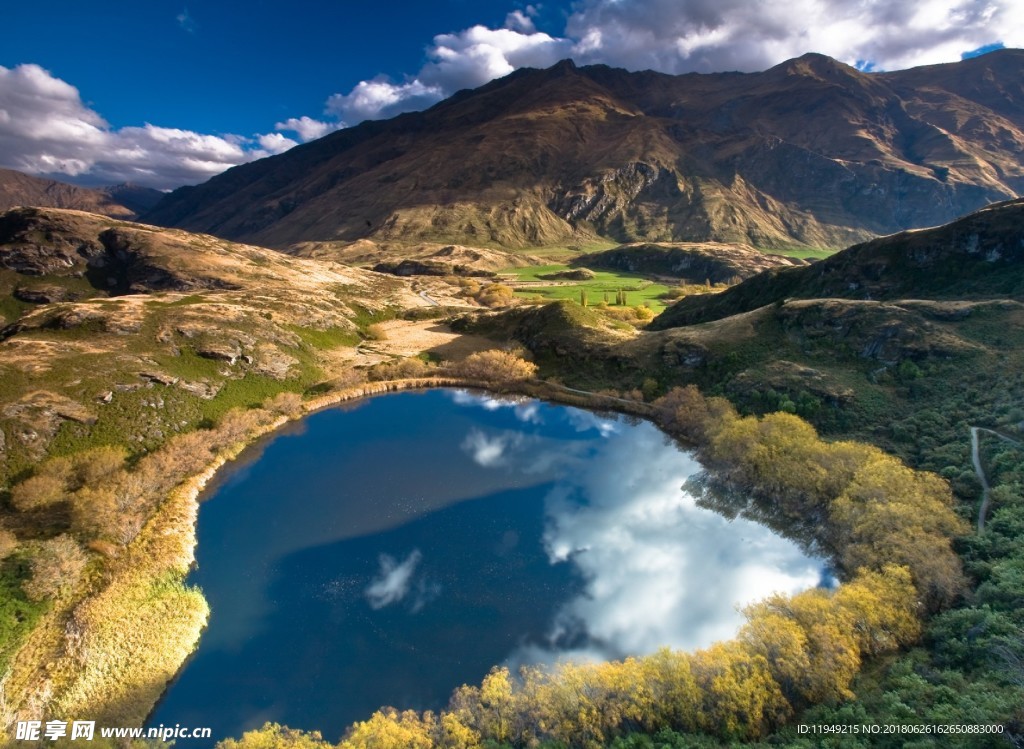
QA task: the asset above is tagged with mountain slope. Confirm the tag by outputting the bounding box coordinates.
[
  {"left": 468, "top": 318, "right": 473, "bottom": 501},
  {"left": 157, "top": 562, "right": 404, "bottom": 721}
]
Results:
[
  {"left": 144, "top": 51, "right": 1024, "bottom": 251},
  {"left": 572, "top": 242, "right": 805, "bottom": 283},
  {"left": 0, "top": 169, "right": 161, "bottom": 218},
  {"left": 650, "top": 198, "right": 1024, "bottom": 329}
]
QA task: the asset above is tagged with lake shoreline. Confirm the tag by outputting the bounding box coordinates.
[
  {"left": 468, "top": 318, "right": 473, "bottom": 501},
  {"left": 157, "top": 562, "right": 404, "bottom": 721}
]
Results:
[{"left": 7, "top": 375, "right": 664, "bottom": 733}]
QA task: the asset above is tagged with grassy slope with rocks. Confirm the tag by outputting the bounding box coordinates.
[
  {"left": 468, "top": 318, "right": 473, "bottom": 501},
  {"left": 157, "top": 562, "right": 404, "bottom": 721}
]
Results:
[{"left": 651, "top": 198, "right": 1024, "bottom": 329}]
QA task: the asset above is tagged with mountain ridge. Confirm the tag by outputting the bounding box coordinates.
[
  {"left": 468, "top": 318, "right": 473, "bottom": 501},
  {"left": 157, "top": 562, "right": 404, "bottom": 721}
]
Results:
[
  {"left": 144, "top": 50, "right": 1024, "bottom": 251},
  {"left": 0, "top": 168, "right": 163, "bottom": 219}
]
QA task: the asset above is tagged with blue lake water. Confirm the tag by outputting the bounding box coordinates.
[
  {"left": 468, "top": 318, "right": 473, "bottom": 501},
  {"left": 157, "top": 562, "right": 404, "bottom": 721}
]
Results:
[{"left": 150, "top": 389, "right": 830, "bottom": 744}]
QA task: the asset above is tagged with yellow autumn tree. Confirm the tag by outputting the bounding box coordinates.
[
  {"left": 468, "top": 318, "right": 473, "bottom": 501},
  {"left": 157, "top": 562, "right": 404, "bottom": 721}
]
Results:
[
  {"left": 748, "top": 590, "right": 861, "bottom": 704},
  {"left": 635, "top": 649, "right": 700, "bottom": 733},
  {"left": 339, "top": 708, "right": 436, "bottom": 749},
  {"left": 688, "top": 641, "right": 790, "bottom": 740},
  {"left": 216, "top": 722, "right": 333, "bottom": 749},
  {"left": 832, "top": 565, "right": 921, "bottom": 655}
]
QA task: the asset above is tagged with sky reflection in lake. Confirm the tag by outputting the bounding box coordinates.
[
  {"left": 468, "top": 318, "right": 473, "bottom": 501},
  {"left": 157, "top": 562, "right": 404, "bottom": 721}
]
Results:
[
  {"left": 447, "top": 391, "right": 826, "bottom": 664},
  {"left": 151, "top": 389, "right": 828, "bottom": 744}
]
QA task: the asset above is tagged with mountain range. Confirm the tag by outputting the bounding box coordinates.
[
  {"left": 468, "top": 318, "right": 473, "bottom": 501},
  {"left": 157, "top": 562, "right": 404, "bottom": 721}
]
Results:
[
  {"left": 0, "top": 168, "right": 164, "bottom": 219},
  {"left": 143, "top": 50, "right": 1024, "bottom": 251}
]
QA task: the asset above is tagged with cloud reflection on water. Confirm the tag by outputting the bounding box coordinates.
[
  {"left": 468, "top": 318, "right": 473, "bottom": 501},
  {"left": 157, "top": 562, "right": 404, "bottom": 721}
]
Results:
[
  {"left": 365, "top": 549, "right": 423, "bottom": 609},
  {"left": 449, "top": 391, "right": 826, "bottom": 666}
]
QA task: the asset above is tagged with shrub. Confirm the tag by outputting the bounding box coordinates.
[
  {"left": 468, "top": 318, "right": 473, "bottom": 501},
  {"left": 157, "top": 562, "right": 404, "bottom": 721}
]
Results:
[
  {"left": 71, "top": 445, "right": 128, "bottom": 489},
  {"left": 24, "top": 535, "right": 88, "bottom": 601},
  {"left": 368, "top": 357, "right": 435, "bottom": 381},
  {"left": 474, "top": 284, "right": 516, "bottom": 308},
  {"left": 0, "top": 526, "right": 17, "bottom": 559},
  {"left": 264, "top": 392, "right": 304, "bottom": 418},
  {"left": 10, "top": 474, "right": 66, "bottom": 512},
  {"left": 451, "top": 350, "right": 538, "bottom": 384}
]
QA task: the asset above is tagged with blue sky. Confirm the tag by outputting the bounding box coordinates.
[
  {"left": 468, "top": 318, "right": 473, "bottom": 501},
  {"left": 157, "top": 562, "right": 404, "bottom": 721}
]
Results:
[
  {"left": 1, "top": 0, "right": 1018, "bottom": 189},
  {"left": 3, "top": 1, "right": 544, "bottom": 135}
]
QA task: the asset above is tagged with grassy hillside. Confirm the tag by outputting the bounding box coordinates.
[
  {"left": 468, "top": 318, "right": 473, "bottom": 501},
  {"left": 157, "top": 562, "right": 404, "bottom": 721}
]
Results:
[{"left": 652, "top": 198, "right": 1024, "bottom": 329}]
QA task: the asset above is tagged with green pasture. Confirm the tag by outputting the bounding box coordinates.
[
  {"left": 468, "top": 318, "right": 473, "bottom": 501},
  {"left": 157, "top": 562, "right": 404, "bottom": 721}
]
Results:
[{"left": 500, "top": 264, "right": 672, "bottom": 312}]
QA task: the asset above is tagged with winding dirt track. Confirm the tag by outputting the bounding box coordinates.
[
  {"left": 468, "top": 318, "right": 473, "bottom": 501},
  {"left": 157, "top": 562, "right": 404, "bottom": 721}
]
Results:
[{"left": 971, "top": 426, "right": 1023, "bottom": 532}]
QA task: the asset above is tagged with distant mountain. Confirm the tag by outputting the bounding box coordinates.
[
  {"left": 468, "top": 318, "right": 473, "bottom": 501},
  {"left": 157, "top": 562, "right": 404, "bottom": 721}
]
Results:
[
  {"left": 650, "top": 198, "right": 1024, "bottom": 329},
  {"left": 144, "top": 50, "right": 1023, "bottom": 251},
  {"left": 0, "top": 168, "right": 163, "bottom": 219},
  {"left": 99, "top": 183, "right": 165, "bottom": 215}
]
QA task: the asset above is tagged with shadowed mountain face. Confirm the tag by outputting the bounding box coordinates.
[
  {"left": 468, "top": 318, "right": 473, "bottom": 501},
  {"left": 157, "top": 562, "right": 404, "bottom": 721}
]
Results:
[
  {"left": 650, "top": 198, "right": 1024, "bottom": 329},
  {"left": 0, "top": 169, "right": 163, "bottom": 219},
  {"left": 144, "top": 51, "right": 1024, "bottom": 251},
  {"left": 573, "top": 242, "right": 805, "bottom": 284}
]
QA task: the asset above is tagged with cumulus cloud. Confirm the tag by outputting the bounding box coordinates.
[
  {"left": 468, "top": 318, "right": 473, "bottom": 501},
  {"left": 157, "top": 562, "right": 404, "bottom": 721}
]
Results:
[
  {"left": 510, "top": 421, "right": 825, "bottom": 666},
  {"left": 256, "top": 132, "right": 299, "bottom": 155},
  {"left": 323, "top": 22, "right": 570, "bottom": 124},
  {"left": 275, "top": 115, "right": 338, "bottom": 142},
  {"left": 0, "top": 63, "right": 298, "bottom": 189},
  {"left": 365, "top": 549, "right": 423, "bottom": 609},
  {"left": 564, "top": 0, "right": 1022, "bottom": 74},
  {"left": 326, "top": 78, "right": 445, "bottom": 125}
]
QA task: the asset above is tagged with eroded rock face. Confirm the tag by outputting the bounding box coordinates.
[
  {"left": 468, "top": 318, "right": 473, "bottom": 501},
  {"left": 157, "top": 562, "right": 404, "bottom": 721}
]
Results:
[{"left": 0, "top": 209, "right": 104, "bottom": 276}]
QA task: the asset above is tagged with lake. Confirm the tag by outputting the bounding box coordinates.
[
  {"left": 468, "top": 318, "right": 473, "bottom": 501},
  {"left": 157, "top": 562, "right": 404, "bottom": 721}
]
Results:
[{"left": 149, "top": 389, "right": 831, "bottom": 744}]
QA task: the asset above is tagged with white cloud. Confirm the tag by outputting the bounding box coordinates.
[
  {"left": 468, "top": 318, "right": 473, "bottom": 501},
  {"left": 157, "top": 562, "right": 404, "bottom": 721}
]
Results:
[
  {"left": 0, "top": 63, "right": 303, "bottom": 189},
  {"left": 256, "top": 132, "right": 299, "bottom": 155},
  {"left": 326, "top": 78, "right": 445, "bottom": 125},
  {"left": 563, "top": 0, "right": 1023, "bottom": 74},
  {"left": 275, "top": 115, "right": 338, "bottom": 142},
  {"left": 365, "top": 549, "right": 423, "bottom": 609},
  {"left": 505, "top": 9, "right": 537, "bottom": 34},
  {"left": 323, "top": 23, "right": 570, "bottom": 124}
]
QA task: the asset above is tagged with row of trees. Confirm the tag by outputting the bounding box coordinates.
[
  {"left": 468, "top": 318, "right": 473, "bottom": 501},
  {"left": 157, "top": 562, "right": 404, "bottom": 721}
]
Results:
[{"left": 223, "top": 566, "right": 918, "bottom": 749}]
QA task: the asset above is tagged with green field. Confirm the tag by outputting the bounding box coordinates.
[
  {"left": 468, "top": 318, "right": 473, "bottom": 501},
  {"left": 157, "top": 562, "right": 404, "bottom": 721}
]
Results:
[
  {"left": 500, "top": 264, "right": 672, "bottom": 312},
  {"left": 767, "top": 247, "right": 838, "bottom": 260}
]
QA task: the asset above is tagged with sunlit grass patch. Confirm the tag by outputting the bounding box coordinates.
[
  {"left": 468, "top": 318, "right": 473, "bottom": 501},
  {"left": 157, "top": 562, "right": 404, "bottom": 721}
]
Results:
[{"left": 501, "top": 264, "right": 672, "bottom": 312}]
